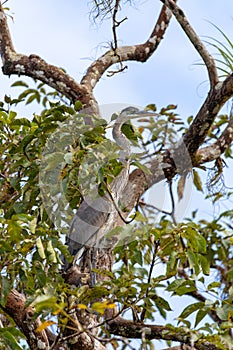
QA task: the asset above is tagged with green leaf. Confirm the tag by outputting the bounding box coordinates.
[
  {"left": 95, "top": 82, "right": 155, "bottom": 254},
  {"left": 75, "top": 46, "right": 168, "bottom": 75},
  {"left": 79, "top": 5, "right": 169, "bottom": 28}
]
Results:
[
  {"left": 26, "top": 93, "right": 40, "bottom": 105},
  {"left": 0, "top": 330, "right": 24, "bottom": 350},
  {"left": 179, "top": 302, "right": 204, "bottom": 319},
  {"left": 131, "top": 250, "right": 143, "bottom": 266},
  {"left": 216, "top": 304, "right": 230, "bottom": 321},
  {"left": 36, "top": 237, "right": 46, "bottom": 259},
  {"left": 29, "top": 217, "right": 37, "bottom": 234},
  {"left": 11, "top": 118, "right": 31, "bottom": 127},
  {"left": 4, "top": 95, "right": 11, "bottom": 104},
  {"left": 206, "top": 279, "right": 219, "bottom": 294},
  {"left": 187, "top": 250, "right": 197, "bottom": 270},
  {"left": 131, "top": 160, "right": 151, "bottom": 175},
  {"left": 47, "top": 240, "right": 57, "bottom": 263},
  {"left": 167, "top": 279, "right": 196, "bottom": 296},
  {"left": 0, "top": 276, "right": 12, "bottom": 305},
  {"left": 166, "top": 250, "right": 178, "bottom": 273},
  {"left": 74, "top": 100, "right": 83, "bottom": 111},
  {"left": 145, "top": 104, "right": 157, "bottom": 112},
  {"left": 198, "top": 254, "right": 210, "bottom": 275},
  {"left": 196, "top": 234, "right": 207, "bottom": 254},
  {"left": 193, "top": 170, "right": 203, "bottom": 192},
  {"left": 152, "top": 295, "right": 172, "bottom": 317},
  {"left": 195, "top": 307, "right": 210, "bottom": 327},
  {"left": 11, "top": 80, "right": 29, "bottom": 88},
  {"left": 34, "top": 295, "right": 58, "bottom": 313}
]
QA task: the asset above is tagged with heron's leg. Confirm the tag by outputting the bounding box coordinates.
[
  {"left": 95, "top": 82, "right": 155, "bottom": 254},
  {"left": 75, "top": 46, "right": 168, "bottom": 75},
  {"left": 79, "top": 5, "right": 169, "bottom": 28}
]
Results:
[{"left": 90, "top": 248, "right": 97, "bottom": 287}]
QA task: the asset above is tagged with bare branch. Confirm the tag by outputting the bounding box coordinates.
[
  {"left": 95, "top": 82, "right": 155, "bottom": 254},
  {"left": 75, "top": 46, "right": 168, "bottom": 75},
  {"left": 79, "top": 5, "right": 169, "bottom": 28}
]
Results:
[
  {"left": 112, "top": 0, "right": 122, "bottom": 51},
  {"left": 81, "top": 2, "right": 177, "bottom": 90},
  {"left": 160, "top": 0, "right": 219, "bottom": 88}
]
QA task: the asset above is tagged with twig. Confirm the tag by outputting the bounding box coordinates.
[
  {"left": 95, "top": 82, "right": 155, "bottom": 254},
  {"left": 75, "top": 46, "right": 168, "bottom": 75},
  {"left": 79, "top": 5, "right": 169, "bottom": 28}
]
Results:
[
  {"left": 81, "top": 1, "right": 178, "bottom": 89},
  {"left": 140, "top": 241, "right": 159, "bottom": 322},
  {"left": 168, "top": 179, "right": 177, "bottom": 225},
  {"left": 112, "top": 0, "right": 121, "bottom": 51}
]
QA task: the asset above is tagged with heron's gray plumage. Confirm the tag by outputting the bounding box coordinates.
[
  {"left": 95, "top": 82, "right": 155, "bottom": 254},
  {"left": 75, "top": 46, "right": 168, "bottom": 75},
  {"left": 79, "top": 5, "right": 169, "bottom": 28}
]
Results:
[{"left": 64, "top": 107, "right": 157, "bottom": 268}]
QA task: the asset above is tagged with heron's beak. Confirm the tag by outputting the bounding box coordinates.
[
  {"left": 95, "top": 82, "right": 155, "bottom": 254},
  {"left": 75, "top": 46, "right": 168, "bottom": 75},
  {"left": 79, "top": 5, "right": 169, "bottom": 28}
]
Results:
[{"left": 135, "top": 110, "right": 158, "bottom": 116}]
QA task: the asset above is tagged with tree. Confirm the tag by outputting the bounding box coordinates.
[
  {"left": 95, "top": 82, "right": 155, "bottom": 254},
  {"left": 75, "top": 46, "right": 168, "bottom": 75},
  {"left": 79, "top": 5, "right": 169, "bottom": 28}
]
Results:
[{"left": 0, "top": 0, "right": 233, "bottom": 349}]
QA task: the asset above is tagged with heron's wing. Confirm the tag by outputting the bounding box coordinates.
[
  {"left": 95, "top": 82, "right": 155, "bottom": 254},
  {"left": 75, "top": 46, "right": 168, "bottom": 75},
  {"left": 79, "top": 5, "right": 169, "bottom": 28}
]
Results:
[{"left": 67, "top": 197, "right": 110, "bottom": 255}]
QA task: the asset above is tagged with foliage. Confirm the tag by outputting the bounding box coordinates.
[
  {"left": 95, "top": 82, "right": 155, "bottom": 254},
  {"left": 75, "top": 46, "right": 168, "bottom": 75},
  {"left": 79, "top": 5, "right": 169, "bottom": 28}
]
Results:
[{"left": 0, "top": 79, "right": 233, "bottom": 349}]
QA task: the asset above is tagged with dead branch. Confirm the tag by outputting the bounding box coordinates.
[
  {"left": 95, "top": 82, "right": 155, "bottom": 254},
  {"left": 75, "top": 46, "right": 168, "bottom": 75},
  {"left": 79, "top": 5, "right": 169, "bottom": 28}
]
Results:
[
  {"left": 112, "top": 0, "right": 121, "bottom": 51},
  {"left": 81, "top": 1, "right": 178, "bottom": 90}
]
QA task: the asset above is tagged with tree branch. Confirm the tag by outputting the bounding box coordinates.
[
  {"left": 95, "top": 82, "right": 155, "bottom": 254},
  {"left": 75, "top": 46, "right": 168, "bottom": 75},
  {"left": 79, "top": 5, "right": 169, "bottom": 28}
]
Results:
[
  {"left": 81, "top": 2, "right": 177, "bottom": 90},
  {"left": 184, "top": 73, "right": 233, "bottom": 156},
  {"left": 195, "top": 98, "right": 233, "bottom": 164},
  {"left": 121, "top": 74, "right": 233, "bottom": 215},
  {"left": 160, "top": 0, "right": 218, "bottom": 88},
  {"left": 5, "top": 289, "right": 50, "bottom": 350},
  {"left": 107, "top": 317, "right": 223, "bottom": 350},
  {"left": 0, "top": 3, "right": 98, "bottom": 112}
]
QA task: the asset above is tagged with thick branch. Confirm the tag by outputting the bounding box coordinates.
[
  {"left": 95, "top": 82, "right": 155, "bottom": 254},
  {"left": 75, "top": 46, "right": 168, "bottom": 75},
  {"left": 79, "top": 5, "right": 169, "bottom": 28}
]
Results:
[
  {"left": 5, "top": 290, "right": 50, "bottom": 350},
  {"left": 81, "top": 2, "right": 177, "bottom": 90},
  {"left": 184, "top": 73, "right": 233, "bottom": 155},
  {"left": 122, "top": 74, "right": 233, "bottom": 213},
  {"left": 0, "top": 3, "right": 15, "bottom": 62},
  {"left": 195, "top": 101, "right": 233, "bottom": 164},
  {"left": 108, "top": 317, "right": 222, "bottom": 350},
  {"left": 161, "top": 0, "right": 218, "bottom": 88}
]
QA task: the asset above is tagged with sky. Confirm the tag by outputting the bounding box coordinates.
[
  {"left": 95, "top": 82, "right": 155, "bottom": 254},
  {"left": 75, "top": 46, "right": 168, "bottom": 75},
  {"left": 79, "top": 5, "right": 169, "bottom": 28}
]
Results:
[{"left": 0, "top": 1, "right": 233, "bottom": 349}]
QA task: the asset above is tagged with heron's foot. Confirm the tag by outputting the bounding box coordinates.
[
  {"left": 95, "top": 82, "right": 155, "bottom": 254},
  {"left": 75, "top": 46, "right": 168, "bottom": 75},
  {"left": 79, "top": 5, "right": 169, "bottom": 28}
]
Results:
[
  {"left": 90, "top": 271, "right": 96, "bottom": 287},
  {"left": 63, "top": 265, "right": 88, "bottom": 287}
]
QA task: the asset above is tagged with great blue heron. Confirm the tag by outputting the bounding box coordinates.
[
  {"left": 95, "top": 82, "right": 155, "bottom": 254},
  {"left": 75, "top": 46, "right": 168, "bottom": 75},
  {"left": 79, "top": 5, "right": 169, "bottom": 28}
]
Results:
[{"left": 63, "top": 107, "right": 157, "bottom": 271}]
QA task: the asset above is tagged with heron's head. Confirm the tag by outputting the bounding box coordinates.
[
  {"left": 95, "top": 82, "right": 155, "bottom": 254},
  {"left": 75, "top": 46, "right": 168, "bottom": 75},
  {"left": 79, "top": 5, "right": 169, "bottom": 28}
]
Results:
[
  {"left": 120, "top": 106, "right": 140, "bottom": 115},
  {"left": 120, "top": 106, "right": 157, "bottom": 117}
]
